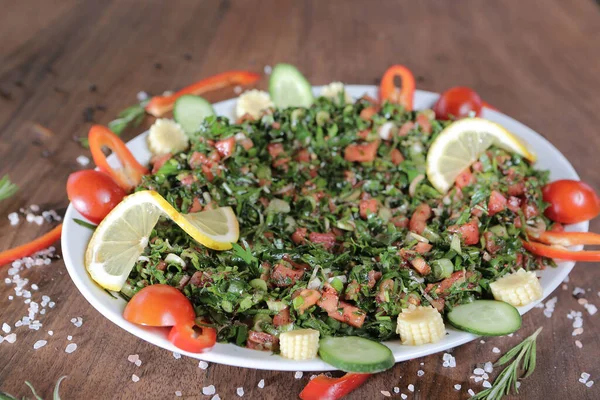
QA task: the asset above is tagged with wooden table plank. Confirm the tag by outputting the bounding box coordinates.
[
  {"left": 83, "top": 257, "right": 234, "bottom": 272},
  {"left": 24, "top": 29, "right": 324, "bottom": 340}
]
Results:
[{"left": 1, "top": 0, "right": 599, "bottom": 398}]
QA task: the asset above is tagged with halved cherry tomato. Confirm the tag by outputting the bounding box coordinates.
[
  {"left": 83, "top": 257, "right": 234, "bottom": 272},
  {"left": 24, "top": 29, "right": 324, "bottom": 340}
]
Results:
[
  {"left": 299, "top": 373, "right": 371, "bottom": 400},
  {"left": 542, "top": 180, "right": 600, "bottom": 224},
  {"left": 67, "top": 170, "right": 125, "bottom": 224},
  {"left": 379, "top": 65, "right": 415, "bottom": 110},
  {"left": 167, "top": 320, "right": 216, "bottom": 353},
  {"left": 123, "top": 284, "right": 195, "bottom": 327},
  {"left": 433, "top": 87, "right": 482, "bottom": 120}
]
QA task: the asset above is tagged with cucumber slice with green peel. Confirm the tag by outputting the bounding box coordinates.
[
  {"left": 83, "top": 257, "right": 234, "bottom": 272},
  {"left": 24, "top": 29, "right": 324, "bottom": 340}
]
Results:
[
  {"left": 318, "top": 336, "right": 395, "bottom": 373},
  {"left": 269, "top": 64, "right": 314, "bottom": 108},
  {"left": 446, "top": 300, "right": 521, "bottom": 336},
  {"left": 173, "top": 95, "right": 215, "bottom": 134}
]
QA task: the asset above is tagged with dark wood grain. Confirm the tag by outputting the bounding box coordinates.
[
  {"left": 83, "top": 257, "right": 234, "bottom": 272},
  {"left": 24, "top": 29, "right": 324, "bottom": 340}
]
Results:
[{"left": 1, "top": 0, "right": 599, "bottom": 399}]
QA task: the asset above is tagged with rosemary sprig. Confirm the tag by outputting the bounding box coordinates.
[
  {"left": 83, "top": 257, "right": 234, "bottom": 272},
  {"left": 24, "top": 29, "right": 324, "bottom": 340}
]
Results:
[
  {"left": 471, "top": 327, "right": 543, "bottom": 400},
  {"left": 0, "top": 376, "right": 66, "bottom": 400},
  {"left": 73, "top": 218, "right": 97, "bottom": 230},
  {"left": 0, "top": 175, "right": 18, "bottom": 201}
]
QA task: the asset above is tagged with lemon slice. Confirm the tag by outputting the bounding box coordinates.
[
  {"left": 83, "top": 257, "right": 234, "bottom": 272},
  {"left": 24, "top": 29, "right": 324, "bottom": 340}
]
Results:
[
  {"left": 426, "top": 118, "right": 536, "bottom": 193},
  {"left": 84, "top": 190, "right": 239, "bottom": 290}
]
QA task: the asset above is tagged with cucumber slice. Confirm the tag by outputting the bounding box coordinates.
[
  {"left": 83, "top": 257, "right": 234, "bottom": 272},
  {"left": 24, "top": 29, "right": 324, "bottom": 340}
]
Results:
[
  {"left": 318, "top": 336, "right": 395, "bottom": 373},
  {"left": 173, "top": 95, "right": 215, "bottom": 134},
  {"left": 269, "top": 64, "right": 314, "bottom": 108},
  {"left": 446, "top": 300, "right": 521, "bottom": 336}
]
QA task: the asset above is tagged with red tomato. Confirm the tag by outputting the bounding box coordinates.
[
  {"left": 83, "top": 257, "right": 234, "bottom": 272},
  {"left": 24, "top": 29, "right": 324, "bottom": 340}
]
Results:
[
  {"left": 359, "top": 199, "right": 378, "bottom": 219},
  {"left": 271, "top": 262, "right": 305, "bottom": 287},
  {"left": 123, "top": 284, "right": 195, "bottom": 327},
  {"left": 542, "top": 180, "right": 600, "bottom": 223},
  {"left": 167, "top": 320, "right": 216, "bottom": 353},
  {"left": 488, "top": 190, "right": 507, "bottom": 217},
  {"left": 344, "top": 141, "right": 380, "bottom": 163},
  {"left": 215, "top": 136, "right": 236, "bottom": 159},
  {"left": 66, "top": 170, "right": 126, "bottom": 224},
  {"left": 433, "top": 87, "right": 483, "bottom": 120}
]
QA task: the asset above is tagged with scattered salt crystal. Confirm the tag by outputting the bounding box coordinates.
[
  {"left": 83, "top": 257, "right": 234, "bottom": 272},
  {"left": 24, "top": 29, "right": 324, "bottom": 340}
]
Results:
[
  {"left": 575, "top": 340, "right": 583, "bottom": 348},
  {"left": 573, "top": 317, "right": 583, "bottom": 329},
  {"left": 294, "top": 371, "right": 303, "bottom": 379},
  {"left": 573, "top": 328, "right": 584, "bottom": 336},
  {"left": 584, "top": 304, "right": 597, "bottom": 316},
  {"left": 127, "top": 354, "right": 139, "bottom": 363},
  {"left": 264, "top": 65, "right": 272, "bottom": 75},
  {"left": 4, "top": 278, "right": 10, "bottom": 284},
  {"left": 516, "top": 382, "right": 521, "bottom": 389},
  {"left": 48, "top": 330, "right": 53, "bottom": 336},
  {"left": 482, "top": 381, "right": 492, "bottom": 389},
  {"left": 381, "top": 390, "right": 391, "bottom": 397},
  {"left": 579, "top": 372, "right": 590, "bottom": 383},
  {"left": 49, "top": 302, "right": 55, "bottom": 308},
  {"left": 573, "top": 287, "right": 586, "bottom": 296},
  {"left": 442, "top": 353, "right": 456, "bottom": 368},
  {"left": 66, "top": 335, "right": 73, "bottom": 341},
  {"left": 30, "top": 204, "right": 40, "bottom": 212},
  {"left": 199, "top": 361, "right": 209, "bottom": 369},
  {"left": 8, "top": 212, "right": 19, "bottom": 226},
  {"left": 71, "top": 317, "right": 83, "bottom": 328},
  {"left": 2, "top": 323, "right": 10, "bottom": 334},
  {"left": 173, "top": 352, "right": 181, "bottom": 359},
  {"left": 233, "top": 86, "right": 243, "bottom": 95},
  {"left": 211, "top": 395, "right": 220, "bottom": 400},
  {"left": 474, "top": 368, "right": 485, "bottom": 375},
  {"left": 401, "top": 394, "right": 408, "bottom": 400},
  {"left": 31, "top": 284, "right": 39, "bottom": 291},
  {"left": 65, "top": 343, "right": 77, "bottom": 353},
  {"left": 175, "top": 391, "right": 182, "bottom": 397},
  {"left": 479, "top": 339, "right": 485, "bottom": 344},
  {"left": 0, "top": 336, "right": 3, "bottom": 344},
  {"left": 468, "top": 389, "right": 475, "bottom": 396},
  {"left": 543, "top": 297, "right": 558, "bottom": 318},
  {"left": 137, "top": 91, "right": 149, "bottom": 101},
  {"left": 26, "top": 214, "right": 35, "bottom": 223},
  {"left": 454, "top": 384, "right": 461, "bottom": 390},
  {"left": 408, "top": 384, "right": 414, "bottom": 392},
  {"left": 236, "top": 387, "right": 244, "bottom": 397},
  {"left": 135, "top": 360, "right": 142, "bottom": 367},
  {"left": 417, "top": 370, "right": 424, "bottom": 377},
  {"left": 8, "top": 296, "right": 13, "bottom": 300},
  {"left": 34, "top": 216, "right": 44, "bottom": 225},
  {"left": 586, "top": 381, "right": 594, "bottom": 388},
  {"left": 257, "top": 379, "right": 265, "bottom": 389},
  {"left": 202, "top": 385, "right": 216, "bottom": 395},
  {"left": 473, "top": 377, "right": 483, "bottom": 383},
  {"left": 578, "top": 298, "right": 588, "bottom": 305},
  {"left": 507, "top": 333, "right": 514, "bottom": 337},
  {"left": 484, "top": 362, "right": 493, "bottom": 373},
  {"left": 33, "top": 340, "right": 47, "bottom": 349},
  {"left": 4, "top": 333, "right": 16, "bottom": 343},
  {"left": 562, "top": 284, "right": 568, "bottom": 290},
  {"left": 131, "top": 374, "right": 140, "bottom": 383},
  {"left": 393, "top": 387, "right": 400, "bottom": 393},
  {"left": 492, "top": 347, "right": 501, "bottom": 354},
  {"left": 76, "top": 155, "right": 90, "bottom": 166}
]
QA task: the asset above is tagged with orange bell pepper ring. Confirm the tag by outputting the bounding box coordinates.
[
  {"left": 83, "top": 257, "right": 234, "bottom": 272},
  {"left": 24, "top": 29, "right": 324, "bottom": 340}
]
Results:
[
  {"left": 145, "top": 70, "right": 261, "bottom": 117},
  {"left": 88, "top": 125, "right": 149, "bottom": 192},
  {"left": 0, "top": 224, "right": 63, "bottom": 267},
  {"left": 299, "top": 373, "right": 371, "bottom": 400},
  {"left": 379, "top": 65, "right": 416, "bottom": 110}
]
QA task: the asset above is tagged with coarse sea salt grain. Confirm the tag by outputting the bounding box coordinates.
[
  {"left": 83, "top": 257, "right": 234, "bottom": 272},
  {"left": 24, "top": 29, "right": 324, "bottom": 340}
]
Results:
[
  {"left": 586, "top": 381, "right": 594, "bottom": 388},
  {"left": 33, "top": 340, "right": 47, "bottom": 349},
  {"left": 264, "top": 65, "right": 272, "bottom": 75},
  {"left": 484, "top": 362, "right": 493, "bottom": 373},
  {"left": 474, "top": 368, "right": 485, "bottom": 375},
  {"left": 579, "top": 373, "right": 590, "bottom": 383},
  {"left": 401, "top": 394, "right": 408, "bottom": 400},
  {"left": 175, "top": 391, "right": 182, "bottom": 397},
  {"left": 127, "top": 354, "right": 139, "bottom": 364},
  {"left": 71, "top": 317, "right": 83, "bottom": 328},
  {"left": 211, "top": 395, "right": 220, "bottom": 400},
  {"left": 482, "top": 381, "right": 492, "bottom": 389},
  {"left": 573, "top": 287, "right": 586, "bottom": 297},
  {"left": 408, "top": 384, "right": 414, "bottom": 392},
  {"left": 468, "top": 389, "right": 475, "bottom": 396},
  {"left": 294, "top": 371, "right": 303, "bottom": 379},
  {"left": 381, "top": 390, "right": 391, "bottom": 397},
  {"left": 442, "top": 353, "right": 456, "bottom": 368},
  {"left": 257, "top": 379, "right": 265, "bottom": 389},
  {"left": 65, "top": 343, "right": 77, "bottom": 353},
  {"left": 575, "top": 340, "right": 583, "bottom": 348},
  {"left": 67, "top": 335, "right": 73, "bottom": 341},
  {"left": 543, "top": 297, "right": 558, "bottom": 318},
  {"left": 454, "top": 384, "right": 461, "bottom": 390},
  {"left": 173, "top": 352, "right": 181, "bottom": 359},
  {"left": 584, "top": 303, "right": 598, "bottom": 316},
  {"left": 393, "top": 387, "right": 400, "bottom": 393},
  {"left": 417, "top": 370, "right": 425, "bottom": 377},
  {"left": 492, "top": 347, "right": 501, "bottom": 354},
  {"left": 236, "top": 387, "right": 244, "bottom": 397},
  {"left": 131, "top": 374, "right": 140, "bottom": 383},
  {"left": 2, "top": 323, "right": 10, "bottom": 334},
  {"left": 48, "top": 331, "right": 53, "bottom": 336},
  {"left": 8, "top": 212, "right": 19, "bottom": 226},
  {"left": 76, "top": 155, "right": 90, "bottom": 166},
  {"left": 135, "top": 360, "right": 142, "bottom": 367},
  {"left": 202, "top": 385, "right": 216, "bottom": 395},
  {"left": 199, "top": 361, "right": 209, "bottom": 369},
  {"left": 4, "top": 333, "right": 16, "bottom": 343}
]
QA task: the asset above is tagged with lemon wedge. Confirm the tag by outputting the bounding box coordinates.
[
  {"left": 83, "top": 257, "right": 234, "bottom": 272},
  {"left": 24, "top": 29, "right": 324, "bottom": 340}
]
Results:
[
  {"left": 426, "top": 118, "right": 536, "bottom": 193},
  {"left": 84, "top": 190, "right": 239, "bottom": 290}
]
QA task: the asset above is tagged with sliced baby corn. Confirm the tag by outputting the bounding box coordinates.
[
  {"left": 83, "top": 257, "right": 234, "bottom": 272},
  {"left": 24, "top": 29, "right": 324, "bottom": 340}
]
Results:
[
  {"left": 236, "top": 89, "right": 274, "bottom": 119},
  {"left": 147, "top": 118, "right": 189, "bottom": 155},
  {"left": 396, "top": 306, "right": 446, "bottom": 346},
  {"left": 279, "top": 329, "right": 320, "bottom": 360},
  {"left": 490, "top": 269, "right": 542, "bottom": 307},
  {"left": 320, "top": 82, "right": 352, "bottom": 105}
]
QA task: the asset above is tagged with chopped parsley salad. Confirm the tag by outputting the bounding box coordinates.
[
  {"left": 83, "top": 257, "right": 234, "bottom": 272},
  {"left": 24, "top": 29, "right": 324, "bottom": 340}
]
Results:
[{"left": 54, "top": 63, "right": 600, "bottom": 383}]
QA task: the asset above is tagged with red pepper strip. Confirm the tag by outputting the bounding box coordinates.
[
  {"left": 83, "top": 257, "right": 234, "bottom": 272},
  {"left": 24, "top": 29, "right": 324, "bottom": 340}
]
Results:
[
  {"left": 522, "top": 240, "right": 600, "bottom": 262},
  {"left": 88, "top": 125, "right": 149, "bottom": 192},
  {"left": 482, "top": 101, "right": 498, "bottom": 111},
  {"left": 145, "top": 70, "right": 261, "bottom": 117},
  {"left": 529, "top": 230, "right": 600, "bottom": 246},
  {"left": 0, "top": 224, "right": 63, "bottom": 267},
  {"left": 379, "top": 65, "right": 415, "bottom": 110},
  {"left": 299, "top": 373, "right": 371, "bottom": 400}
]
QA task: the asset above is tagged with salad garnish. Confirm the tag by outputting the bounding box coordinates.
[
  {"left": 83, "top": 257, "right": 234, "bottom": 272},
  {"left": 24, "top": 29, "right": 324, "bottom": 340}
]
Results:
[{"left": 0, "top": 174, "right": 18, "bottom": 201}]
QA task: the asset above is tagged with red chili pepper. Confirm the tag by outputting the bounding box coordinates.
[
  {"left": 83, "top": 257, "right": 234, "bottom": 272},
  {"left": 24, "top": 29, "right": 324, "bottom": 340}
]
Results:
[
  {"left": 379, "top": 65, "right": 415, "bottom": 110},
  {"left": 528, "top": 230, "right": 600, "bottom": 246},
  {"left": 522, "top": 240, "right": 600, "bottom": 262},
  {"left": 0, "top": 224, "right": 63, "bottom": 267},
  {"left": 299, "top": 373, "right": 371, "bottom": 400},
  {"left": 88, "top": 125, "right": 149, "bottom": 192},
  {"left": 145, "top": 70, "right": 261, "bottom": 117}
]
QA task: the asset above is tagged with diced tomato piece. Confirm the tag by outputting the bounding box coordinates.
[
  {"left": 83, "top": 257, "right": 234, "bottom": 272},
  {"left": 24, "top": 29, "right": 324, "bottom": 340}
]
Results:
[
  {"left": 357, "top": 129, "right": 371, "bottom": 140},
  {"left": 430, "top": 298, "right": 445, "bottom": 312},
  {"left": 359, "top": 106, "right": 378, "bottom": 121},
  {"left": 367, "top": 270, "right": 382, "bottom": 289},
  {"left": 267, "top": 143, "right": 284, "bottom": 158},
  {"left": 190, "top": 271, "right": 213, "bottom": 288},
  {"left": 209, "top": 151, "right": 221, "bottom": 164},
  {"left": 240, "top": 138, "right": 254, "bottom": 150},
  {"left": 472, "top": 161, "right": 483, "bottom": 172},
  {"left": 151, "top": 153, "right": 172, "bottom": 174},
  {"left": 410, "top": 257, "right": 431, "bottom": 275},
  {"left": 291, "top": 227, "right": 308, "bottom": 245},
  {"left": 200, "top": 164, "right": 214, "bottom": 182},
  {"left": 416, "top": 113, "right": 432, "bottom": 134},
  {"left": 272, "top": 157, "right": 291, "bottom": 168},
  {"left": 507, "top": 196, "right": 522, "bottom": 213},
  {"left": 390, "top": 148, "right": 404, "bottom": 165},
  {"left": 398, "top": 121, "right": 414, "bottom": 136},
  {"left": 484, "top": 231, "right": 501, "bottom": 254},
  {"left": 295, "top": 149, "right": 311, "bottom": 163},
  {"left": 359, "top": 199, "right": 378, "bottom": 219},
  {"left": 308, "top": 232, "right": 337, "bottom": 251},
  {"left": 215, "top": 136, "right": 236, "bottom": 159},
  {"left": 179, "top": 173, "right": 197, "bottom": 187},
  {"left": 344, "top": 280, "right": 360, "bottom": 301},
  {"left": 516, "top": 253, "right": 524, "bottom": 267},
  {"left": 522, "top": 201, "right": 539, "bottom": 220},
  {"left": 514, "top": 217, "right": 522, "bottom": 228},
  {"left": 188, "top": 197, "right": 203, "bottom": 213},
  {"left": 471, "top": 206, "right": 484, "bottom": 217},
  {"left": 507, "top": 182, "right": 526, "bottom": 196},
  {"left": 344, "top": 141, "right": 380, "bottom": 163},
  {"left": 271, "top": 262, "right": 304, "bottom": 287},
  {"left": 488, "top": 190, "right": 507, "bottom": 217},
  {"left": 391, "top": 215, "right": 409, "bottom": 228},
  {"left": 409, "top": 203, "right": 432, "bottom": 234},
  {"left": 415, "top": 242, "right": 433, "bottom": 254},
  {"left": 273, "top": 307, "right": 291, "bottom": 327},
  {"left": 432, "top": 270, "right": 468, "bottom": 295},
  {"left": 317, "top": 284, "right": 340, "bottom": 313},
  {"left": 246, "top": 331, "right": 278, "bottom": 351},
  {"left": 295, "top": 289, "right": 321, "bottom": 314},
  {"left": 450, "top": 220, "right": 480, "bottom": 245},
  {"left": 549, "top": 223, "right": 564, "bottom": 232},
  {"left": 188, "top": 152, "right": 210, "bottom": 169},
  {"left": 375, "top": 278, "right": 394, "bottom": 303},
  {"left": 455, "top": 169, "right": 474, "bottom": 189},
  {"left": 332, "top": 301, "right": 366, "bottom": 328}
]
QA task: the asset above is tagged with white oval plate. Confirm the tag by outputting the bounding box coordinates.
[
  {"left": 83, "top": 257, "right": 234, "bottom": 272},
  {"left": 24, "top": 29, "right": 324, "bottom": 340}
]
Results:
[{"left": 62, "top": 86, "right": 587, "bottom": 371}]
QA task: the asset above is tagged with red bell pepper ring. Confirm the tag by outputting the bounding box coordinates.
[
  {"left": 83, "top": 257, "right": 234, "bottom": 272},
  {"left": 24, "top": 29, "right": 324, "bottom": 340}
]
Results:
[
  {"left": 528, "top": 230, "right": 600, "bottom": 246},
  {"left": 0, "top": 224, "right": 62, "bottom": 267},
  {"left": 145, "top": 70, "right": 261, "bottom": 117},
  {"left": 379, "top": 65, "right": 415, "bottom": 110},
  {"left": 88, "top": 125, "right": 149, "bottom": 192},
  {"left": 167, "top": 320, "right": 217, "bottom": 353},
  {"left": 482, "top": 101, "right": 498, "bottom": 111},
  {"left": 522, "top": 240, "right": 600, "bottom": 262},
  {"left": 299, "top": 373, "right": 371, "bottom": 400}
]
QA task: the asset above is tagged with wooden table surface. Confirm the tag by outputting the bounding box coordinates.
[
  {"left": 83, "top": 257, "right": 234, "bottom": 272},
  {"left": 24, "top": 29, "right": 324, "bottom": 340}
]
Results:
[{"left": 1, "top": 0, "right": 599, "bottom": 399}]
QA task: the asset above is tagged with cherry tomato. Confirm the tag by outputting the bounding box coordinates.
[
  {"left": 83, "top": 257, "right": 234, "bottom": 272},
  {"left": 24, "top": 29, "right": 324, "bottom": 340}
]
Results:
[
  {"left": 66, "top": 170, "right": 126, "bottom": 224},
  {"left": 433, "top": 87, "right": 482, "bottom": 120},
  {"left": 123, "top": 284, "right": 195, "bottom": 327},
  {"left": 542, "top": 180, "right": 600, "bottom": 224},
  {"left": 167, "top": 320, "right": 217, "bottom": 353}
]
